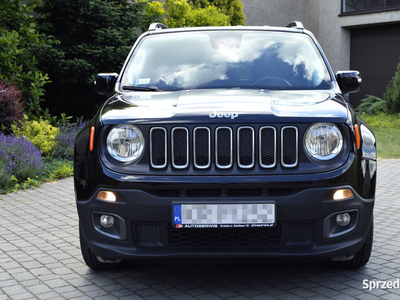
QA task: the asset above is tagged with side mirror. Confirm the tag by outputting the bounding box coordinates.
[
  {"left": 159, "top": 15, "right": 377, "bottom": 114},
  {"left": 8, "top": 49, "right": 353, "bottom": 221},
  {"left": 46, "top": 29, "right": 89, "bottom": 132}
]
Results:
[
  {"left": 95, "top": 73, "right": 118, "bottom": 96},
  {"left": 335, "top": 71, "right": 362, "bottom": 95}
]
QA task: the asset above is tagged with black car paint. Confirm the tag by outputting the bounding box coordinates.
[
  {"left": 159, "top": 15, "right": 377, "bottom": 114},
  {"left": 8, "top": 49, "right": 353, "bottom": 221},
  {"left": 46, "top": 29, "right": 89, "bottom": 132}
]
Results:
[{"left": 75, "top": 89, "right": 376, "bottom": 199}]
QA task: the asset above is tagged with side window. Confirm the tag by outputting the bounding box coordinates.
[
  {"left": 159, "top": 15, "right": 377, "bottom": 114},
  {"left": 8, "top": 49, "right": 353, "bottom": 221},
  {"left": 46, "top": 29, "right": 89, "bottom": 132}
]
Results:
[{"left": 342, "top": 0, "right": 400, "bottom": 14}]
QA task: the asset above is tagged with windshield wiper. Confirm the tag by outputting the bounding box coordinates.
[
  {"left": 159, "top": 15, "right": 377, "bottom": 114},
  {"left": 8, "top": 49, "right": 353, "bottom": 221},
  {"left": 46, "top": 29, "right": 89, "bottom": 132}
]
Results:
[{"left": 122, "top": 86, "right": 162, "bottom": 91}]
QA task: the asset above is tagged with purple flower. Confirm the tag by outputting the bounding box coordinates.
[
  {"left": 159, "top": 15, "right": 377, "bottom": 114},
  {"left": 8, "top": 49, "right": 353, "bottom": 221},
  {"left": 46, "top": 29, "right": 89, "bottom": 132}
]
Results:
[
  {"left": 52, "top": 120, "right": 88, "bottom": 160},
  {"left": 0, "top": 133, "right": 45, "bottom": 183}
]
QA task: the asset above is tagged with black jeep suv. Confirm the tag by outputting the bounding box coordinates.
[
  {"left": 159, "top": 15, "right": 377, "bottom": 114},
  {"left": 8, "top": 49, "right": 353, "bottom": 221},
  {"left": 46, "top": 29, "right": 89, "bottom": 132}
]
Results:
[{"left": 74, "top": 21, "right": 376, "bottom": 270}]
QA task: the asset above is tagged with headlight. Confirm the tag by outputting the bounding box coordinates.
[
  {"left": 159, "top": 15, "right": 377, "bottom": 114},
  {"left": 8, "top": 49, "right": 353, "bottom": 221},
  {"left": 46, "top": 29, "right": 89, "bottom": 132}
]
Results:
[
  {"left": 106, "top": 124, "right": 144, "bottom": 163},
  {"left": 304, "top": 123, "right": 343, "bottom": 160}
]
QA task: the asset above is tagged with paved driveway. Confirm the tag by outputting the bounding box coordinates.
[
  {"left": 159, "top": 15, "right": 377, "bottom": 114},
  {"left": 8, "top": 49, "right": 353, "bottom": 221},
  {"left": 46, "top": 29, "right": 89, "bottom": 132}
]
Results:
[{"left": 1, "top": 160, "right": 400, "bottom": 300}]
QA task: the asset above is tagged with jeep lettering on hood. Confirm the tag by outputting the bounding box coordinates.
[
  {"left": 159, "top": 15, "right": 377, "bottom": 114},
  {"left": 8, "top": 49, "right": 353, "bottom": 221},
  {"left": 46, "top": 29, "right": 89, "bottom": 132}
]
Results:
[{"left": 209, "top": 111, "right": 239, "bottom": 119}]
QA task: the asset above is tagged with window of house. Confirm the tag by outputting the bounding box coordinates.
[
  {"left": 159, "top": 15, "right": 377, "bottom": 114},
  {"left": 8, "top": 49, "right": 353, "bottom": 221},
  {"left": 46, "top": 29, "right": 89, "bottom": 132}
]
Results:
[{"left": 342, "top": 0, "right": 400, "bottom": 13}]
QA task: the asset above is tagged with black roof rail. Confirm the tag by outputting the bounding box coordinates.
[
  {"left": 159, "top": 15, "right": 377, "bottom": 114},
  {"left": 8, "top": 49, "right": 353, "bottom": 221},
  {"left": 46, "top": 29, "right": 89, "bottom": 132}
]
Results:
[
  {"left": 286, "top": 21, "right": 304, "bottom": 30},
  {"left": 148, "top": 23, "right": 169, "bottom": 31}
]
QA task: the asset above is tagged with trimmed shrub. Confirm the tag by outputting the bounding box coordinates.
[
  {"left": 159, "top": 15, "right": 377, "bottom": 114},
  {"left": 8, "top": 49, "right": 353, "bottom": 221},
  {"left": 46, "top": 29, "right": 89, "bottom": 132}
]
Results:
[
  {"left": 383, "top": 59, "right": 400, "bottom": 114},
  {"left": 12, "top": 119, "right": 58, "bottom": 156},
  {"left": 51, "top": 120, "right": 88, "bottom": 160},
  {"left": 0, "top": 133, "right": 45, "bottom": 183},
  {"left": 0, "top": 80, "right": 25, "bottom": 134},
  {"left": 356, "top": 95, "right": 386, "bottom": 115}
]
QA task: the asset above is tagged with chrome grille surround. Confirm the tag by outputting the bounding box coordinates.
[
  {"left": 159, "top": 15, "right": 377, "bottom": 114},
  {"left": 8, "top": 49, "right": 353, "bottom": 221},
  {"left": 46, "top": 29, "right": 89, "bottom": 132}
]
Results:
[
  {"left": 281, "top": 126, "right": 298, "bottom": 168},
  {"left": 171, "top": 127, "right": 189, "bottom": 169},
  {"left": 149, "top": 125, "right": 299, "bottom": 170},
  {"left": 149, "top": 127, "right": 167, "bottom": 169},
  {"left": 237, "top": 126, "right": 255, "bottom": 169},
  {"left": 259, "top": 126, "right": 277, "bottom": 168},
  {"left": 193, "top": 127, "right": 211, "bottom": 169},
  {"left": 215, "top": 126, "right": 233, "bottom": 169}
]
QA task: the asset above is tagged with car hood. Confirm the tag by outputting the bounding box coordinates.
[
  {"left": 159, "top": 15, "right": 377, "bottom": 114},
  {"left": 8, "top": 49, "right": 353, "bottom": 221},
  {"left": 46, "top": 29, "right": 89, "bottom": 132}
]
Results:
[{"left": 100, "top": 89, "right": 349, "bottom": 125}]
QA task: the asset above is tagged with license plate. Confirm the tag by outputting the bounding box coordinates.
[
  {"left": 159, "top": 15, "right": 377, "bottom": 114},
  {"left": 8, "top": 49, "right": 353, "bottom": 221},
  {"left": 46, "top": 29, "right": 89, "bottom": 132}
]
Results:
[{"left": 172, "top": 203, "right": 276, "bottom": 228}]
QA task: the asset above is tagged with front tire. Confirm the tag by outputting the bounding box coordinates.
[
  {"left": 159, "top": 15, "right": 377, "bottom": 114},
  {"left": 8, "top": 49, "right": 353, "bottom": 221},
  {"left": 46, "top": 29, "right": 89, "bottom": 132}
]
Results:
[
  {"left": 334, "top": 216, "right": 373, "bottom": 269},
  {"left": 79, "top": 224, "right": 121, "bottom": 271}
]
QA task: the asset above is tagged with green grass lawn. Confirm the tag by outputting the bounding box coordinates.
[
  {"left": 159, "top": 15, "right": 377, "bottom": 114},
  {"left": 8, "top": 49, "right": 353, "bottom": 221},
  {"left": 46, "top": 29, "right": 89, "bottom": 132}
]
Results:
[
  {"left": 370, "top": 127, "right": 400, "bottom": 159},
  {"left": 361, "top": 113, "right": 400, "bottom": 159}
]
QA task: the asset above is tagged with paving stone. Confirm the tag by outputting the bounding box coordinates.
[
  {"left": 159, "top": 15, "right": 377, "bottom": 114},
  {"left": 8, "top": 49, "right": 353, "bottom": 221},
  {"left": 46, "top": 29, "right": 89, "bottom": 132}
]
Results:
[
  {"left": 135, "top": 288, "right": 159, "bottom": 297},
  {"left": 118, "top": 295, "right": 146, "bottom": 300},
  {"left": 185, "top": 288, "right": 208, "bottom": 296},
  {"left": 0, "top": 162, "right": 399, "bottom": 299},
  {"left": 0, "top": 294, "right": 11, "bottom": 300},
  {"left": 36, "top": 291, "right": 61, "bottom": 300},
  {"left": 188, "top": 293, "right": 222, "bottom": 300},
  {"left": 2, "top": 284, "right": 28, "bottom": 296},
  {"left": 84, "top": 289, "right": 110, "bottom": 298},
  {"left": 145, "top": 295, "right": 173, "bottom": 300},
  {"left": 239, "top": 288, "right": 262, "bottom": 297},
  {"left": 45, "top": 279, "right": 69, "bottom": 289},
  {"left": 10, "top": 292, "right": 35, "bottom": 300},
  {"left": 110, "top": 288, "right": 134, "bottom": 297},
  {"left": 26, "top": 284, "right": 53, "bottom": 295},
  {"left": 287, "top": 287, "right": 318, "bottom": 298},
  {"left": 227, "top": 296, "right": 251, "bottom": 300},
  {"left": 60, "top": 290, "right": 85, "bottom": 298},
  {"left": 0, "top": 279, "right": 18, "bottom": 288},
  {"left": 355, "top": 293, "right": 382, "bottom": 300}
]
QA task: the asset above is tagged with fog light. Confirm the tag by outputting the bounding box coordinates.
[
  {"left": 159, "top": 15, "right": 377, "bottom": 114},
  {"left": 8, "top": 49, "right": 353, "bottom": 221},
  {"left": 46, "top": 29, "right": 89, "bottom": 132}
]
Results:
[
  {"left": 100, "top": 215, "right": 114, "bottom": 228},
  {"left": 97, "top": 191, "right": 116, "bottom": 202},
  {"left": 333, "top": 189, "right": 354, "bottom": 200},
  {"left": 336, "top": 213, "right": 351, "bottom": 227}
]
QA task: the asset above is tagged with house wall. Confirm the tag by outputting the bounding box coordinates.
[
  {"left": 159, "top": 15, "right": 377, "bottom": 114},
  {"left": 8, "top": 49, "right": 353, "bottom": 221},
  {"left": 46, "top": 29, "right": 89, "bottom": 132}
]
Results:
[
  {"left": 242, "top": 0, "right": 306, "bottom": 27},
  {"left": 241, "top": 0, "right": 400, "bottom": 73}
]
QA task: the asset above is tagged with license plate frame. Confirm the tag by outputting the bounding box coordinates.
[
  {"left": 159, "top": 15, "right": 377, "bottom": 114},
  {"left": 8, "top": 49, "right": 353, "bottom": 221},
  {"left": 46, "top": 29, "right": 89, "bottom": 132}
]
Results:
[{"left": 171, "top": 203, "right": 276, "bottom": 228}]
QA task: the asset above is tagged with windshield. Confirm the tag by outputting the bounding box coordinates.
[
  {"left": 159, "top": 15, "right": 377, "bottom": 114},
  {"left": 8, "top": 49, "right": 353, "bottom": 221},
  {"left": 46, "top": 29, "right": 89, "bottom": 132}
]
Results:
[{"left": 121, "top": 30, "right": 332, "bottom": 91}]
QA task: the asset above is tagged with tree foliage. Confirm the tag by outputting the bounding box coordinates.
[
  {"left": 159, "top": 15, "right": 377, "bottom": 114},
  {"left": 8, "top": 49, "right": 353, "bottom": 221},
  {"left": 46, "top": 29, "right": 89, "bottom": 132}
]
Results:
[
  {"left": 146, "top": 0, "right": 230, "bottom": 28},
  {"left": 0, "top": 0, "right": 54, "bottom": 120},
  {"left": 190, "top": 0, "right": 246, "bottom": 25},
  {"left": 35, "top": 0, "right": 147, "bottom": 119},
  {"left": 383, "top": 58, "right": 400, "bottom": 114}
]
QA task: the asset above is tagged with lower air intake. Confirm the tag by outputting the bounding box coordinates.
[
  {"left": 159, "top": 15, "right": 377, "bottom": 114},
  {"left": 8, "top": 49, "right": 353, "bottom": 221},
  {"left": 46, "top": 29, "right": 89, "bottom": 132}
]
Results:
[
  {"left": 169, "top": 225, "right": 281, "bottom": 248},
  {"left": 135, "top": 224, "right": 162, "bottom": 245}
]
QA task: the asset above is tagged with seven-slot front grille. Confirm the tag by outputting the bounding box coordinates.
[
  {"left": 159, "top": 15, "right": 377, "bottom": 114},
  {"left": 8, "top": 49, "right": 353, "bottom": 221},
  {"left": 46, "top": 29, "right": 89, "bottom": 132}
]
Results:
[{"left": 149, "top": 126, "right": 298, "bottom": 170}]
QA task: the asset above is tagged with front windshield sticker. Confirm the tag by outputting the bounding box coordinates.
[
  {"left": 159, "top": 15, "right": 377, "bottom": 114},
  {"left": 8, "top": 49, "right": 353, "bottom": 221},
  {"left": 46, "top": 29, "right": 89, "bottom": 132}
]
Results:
[{"left": 136, "top": 78, "right": 151, "bottom": 85}]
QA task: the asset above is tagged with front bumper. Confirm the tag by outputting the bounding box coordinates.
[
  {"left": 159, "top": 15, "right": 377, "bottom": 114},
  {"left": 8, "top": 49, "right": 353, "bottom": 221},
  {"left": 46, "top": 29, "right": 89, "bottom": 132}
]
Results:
[{"left": 77, "top": 184, "right": 374, "bottom": 260}]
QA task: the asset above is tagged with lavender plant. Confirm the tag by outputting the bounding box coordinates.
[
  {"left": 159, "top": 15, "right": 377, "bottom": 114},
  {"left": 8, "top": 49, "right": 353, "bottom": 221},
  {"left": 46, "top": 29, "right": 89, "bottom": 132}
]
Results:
[
  {"left": 51, "top": 120, "right": 88, "bottom": 160},
  {"left": 0, "top": 133, "right": 45, "bottom": 186},
  {"left": 0, "top": 161, "right": 12, "bottom": 187}
]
